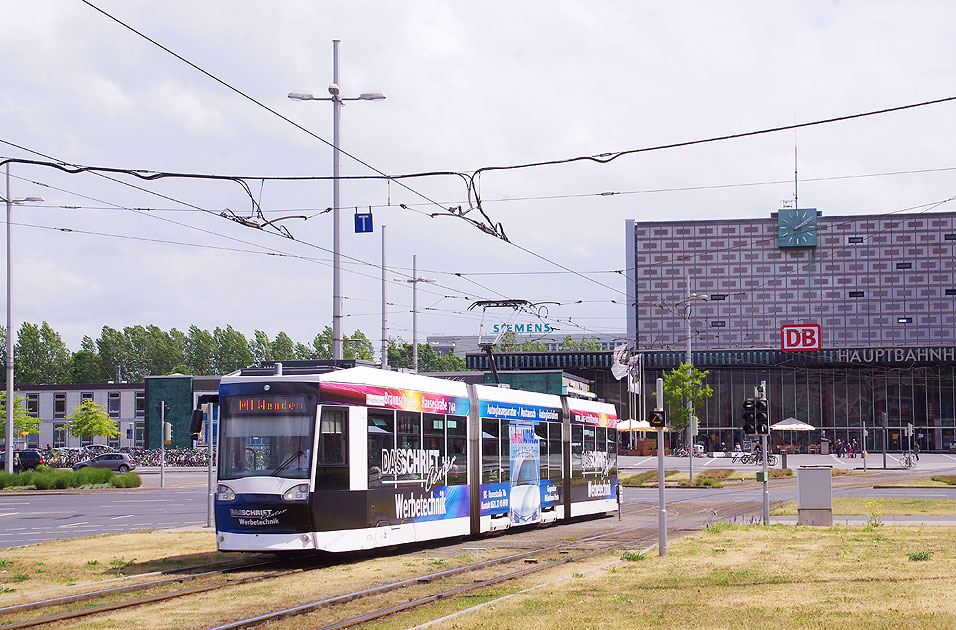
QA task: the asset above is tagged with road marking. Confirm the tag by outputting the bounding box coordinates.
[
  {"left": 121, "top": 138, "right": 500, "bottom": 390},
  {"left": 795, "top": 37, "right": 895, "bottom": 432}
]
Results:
[
  {"left": 0, "top": 513, "right": 20, "bottom": 517},
  {"left": 110, "top": 514, "right": 135, "bottom": 520},
  {"left": 703, "top": 458, "right": 718, "bottom": 466},
  {"left": 58, "top": 522, "right": 89, "bottom": 529},
  {"left": 943, "top": 454, "right": 956, "bottom": 462}
]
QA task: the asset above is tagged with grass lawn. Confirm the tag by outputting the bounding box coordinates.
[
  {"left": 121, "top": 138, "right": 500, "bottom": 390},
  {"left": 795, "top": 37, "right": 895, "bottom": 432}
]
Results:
[
  {"left": 770, "top": 497, "right": 956, "bottom": 517},
  {"left": 397, "top": 524, "right": 956, "bottom": 630}
]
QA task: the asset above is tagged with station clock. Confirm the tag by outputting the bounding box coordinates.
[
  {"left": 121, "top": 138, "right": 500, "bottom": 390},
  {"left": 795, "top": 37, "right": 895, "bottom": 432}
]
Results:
[{"left": 777, "top": 208, "right": 818, "bottom": 247}]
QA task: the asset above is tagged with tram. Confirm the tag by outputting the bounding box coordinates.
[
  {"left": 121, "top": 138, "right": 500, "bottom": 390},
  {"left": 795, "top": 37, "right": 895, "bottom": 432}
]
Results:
[{"left": 211, "top": 363, "right": 618, "bottom": 553}]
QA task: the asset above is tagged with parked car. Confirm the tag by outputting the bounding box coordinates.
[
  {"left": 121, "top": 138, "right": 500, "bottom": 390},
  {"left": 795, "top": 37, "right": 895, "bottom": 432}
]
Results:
[
  {"left": 0, "top": 449, "right": 46, "bottom": 471},
  {"left": 81, "top": 444, "right": 116, "bottom": 456},
  {"left": 72, "top": 452, "right": 136, "bottom": 473}
]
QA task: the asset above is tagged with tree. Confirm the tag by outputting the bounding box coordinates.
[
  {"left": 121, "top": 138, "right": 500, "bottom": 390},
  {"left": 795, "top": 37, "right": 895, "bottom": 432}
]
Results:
[
  {"left": 560, "top": 335, "right": 580, "bottom": 351},
  {"left": 311, "top": 327, "right": 333, "bottom": 360},
  {"left": 658, "top": 362, "right": 713, "bottom": 432},
  {"left": 66, "top": 399, "right": 118, "bottom": 441},
  {"left": 96, "top": 325, "right": 133, "bottom": 382},
  {"left": 213, "top": 325, "right": 253, "bottom": 373},
  {"left": 386, "top": 338, "right": 469, "bottom": 372},
  {"left": 293, "top": 342, "right": 315, "bottom": 360},
  {"left": 579, "top": 336, "right": 602, "bottom": 351},
  {"left": 0, "top": 391, "right": 40, "bottom": 439},
  {"left": 495, "top": 332, "right": 520, "bottom": 352},
  {"left": 270, "top": 331, "right": 296, "bottom": 361},
  {"left": 69, "top": 336, "right": 101, "bottom": 384},
  {"left": 345, "top": 330, "right": 375, "bottom": 361},
  {"left": 14, "top": 321, "right": 71, "bottom": 385},
  {"left": 250, "top": 330, "right": 271, "bottom": 364},
  {"left": 184, "top": 326, "right": 216, "bottom": 375},
  {"left": 520, "top": 339, "right": 547, "bottom": 352}
]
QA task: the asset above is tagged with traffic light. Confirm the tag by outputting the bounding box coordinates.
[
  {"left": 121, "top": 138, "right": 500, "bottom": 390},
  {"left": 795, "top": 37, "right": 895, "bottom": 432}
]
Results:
[
  {"left": 742, "top": 398, "right": 756, "bottom": 435},
  {"left": 163, "top": 421, "right": 172, "bottom": 444},
  {"left": 189, "top": 409, "right": 204, "bottom": 443},
  {"left": 755, "top": 397, "right": 769, "bottom": 435}
]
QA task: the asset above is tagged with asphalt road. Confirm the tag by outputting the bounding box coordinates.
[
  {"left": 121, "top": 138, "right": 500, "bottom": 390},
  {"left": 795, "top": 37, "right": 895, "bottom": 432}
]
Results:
[
  {"left": 2, "top": 456, "right": 955, "bottom": 548},
  {"left": 0, "top": 470, "right": 213, "bottom": 548}
]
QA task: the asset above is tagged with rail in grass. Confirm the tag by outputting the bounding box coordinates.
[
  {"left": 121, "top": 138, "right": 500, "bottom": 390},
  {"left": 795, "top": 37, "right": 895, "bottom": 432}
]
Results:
[{"left": 211, "top": 365, "right": 619, "bottom": 553}]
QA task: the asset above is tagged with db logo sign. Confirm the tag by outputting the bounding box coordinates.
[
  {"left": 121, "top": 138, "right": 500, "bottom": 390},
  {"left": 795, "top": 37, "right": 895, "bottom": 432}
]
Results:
[{"left": 781, "top": 324, "right": 821, "bottom": 351}]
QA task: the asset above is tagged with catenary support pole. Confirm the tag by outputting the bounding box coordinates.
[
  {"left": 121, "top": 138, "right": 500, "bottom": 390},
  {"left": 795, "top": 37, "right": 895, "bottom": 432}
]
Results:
[
  {"left": 761, "top": 433, "right": 769, "bottom": 525},
  {"left": 657, "top": 377, "right": 667, "bottom": 556},
  {"left": 206, "top": 403, "right": 215, "bottom": 528},
  {"left": 4, "top": 164, "right": 12, "bottom": 474},
  {"left": 331, "top": 39, "right": 344, "bottom": 360},
  {"left": 381, "top": 225, "right": 388, "bottom": 369},
  {"left": 160, "top": 401, "right": 166, "bottom": 489}
]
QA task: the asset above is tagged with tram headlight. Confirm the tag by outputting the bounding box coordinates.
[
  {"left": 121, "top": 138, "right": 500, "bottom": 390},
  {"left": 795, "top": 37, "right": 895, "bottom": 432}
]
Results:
[
  {"left": 282, "top": 483, "right": 310, "bottom": 502},
  {"left": 217, "top": 484, "right": 236, "bottom": 502}
]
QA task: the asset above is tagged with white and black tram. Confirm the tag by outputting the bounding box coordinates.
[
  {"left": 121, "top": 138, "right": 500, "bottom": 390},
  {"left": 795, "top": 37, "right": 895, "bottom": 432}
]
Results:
[{"left": 212, "top": 364, "right": 619, "bottom": 553}]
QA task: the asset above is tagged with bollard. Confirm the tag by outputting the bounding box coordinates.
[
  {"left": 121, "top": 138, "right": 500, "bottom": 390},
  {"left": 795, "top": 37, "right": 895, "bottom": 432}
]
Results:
[{"left": 781, "top": 451, "right": 787, "bottom": 470}]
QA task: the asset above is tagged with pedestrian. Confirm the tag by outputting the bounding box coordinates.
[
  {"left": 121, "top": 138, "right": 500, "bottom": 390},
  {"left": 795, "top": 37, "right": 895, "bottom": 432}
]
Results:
[
  {"left": 836, "top": 438, "right": 843, "bottom": 457},
  {"left": 851, "top": 439, "right": 859, "bottom": 458},
  {"left": 12, "top": 452, "right": 21, "bottom": 474},
  {"left": 913, "top": 441, "right": 920, "bottom": 461}
]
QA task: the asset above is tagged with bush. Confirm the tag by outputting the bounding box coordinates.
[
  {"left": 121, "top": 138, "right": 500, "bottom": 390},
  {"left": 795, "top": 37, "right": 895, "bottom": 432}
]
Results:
[
  {"left": 698, "top": 468, "right": 734, "bottom": 480},
  {"left": 931, "top": 475, "right": 956, "bottom": 486},
  {"left": 768, "top": 468, "right": 794, "bottom": 478},
  {"left": 111, "top": 472, "right": 141, "bottom": 488},
  {"left": 0, "top": 472, "right": 17, "bottom": 489},
  {"left": 74, "top": 466, "right": 113, "bottom": 486}
]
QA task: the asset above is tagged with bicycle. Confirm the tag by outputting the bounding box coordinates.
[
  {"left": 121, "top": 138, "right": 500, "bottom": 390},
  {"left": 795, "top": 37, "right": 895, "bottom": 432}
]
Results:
[
  {"left": 899, "top": 452, "right": 917, "bottom": 468},
  {"left": 672, "top": 447, "right": 689, "bottom": 458}
]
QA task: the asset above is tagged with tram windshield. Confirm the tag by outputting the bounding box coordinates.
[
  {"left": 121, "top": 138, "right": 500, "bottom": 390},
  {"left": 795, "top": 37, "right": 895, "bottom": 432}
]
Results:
[{"left": 219, "top": 393, "right": 317, "bottom": 480}]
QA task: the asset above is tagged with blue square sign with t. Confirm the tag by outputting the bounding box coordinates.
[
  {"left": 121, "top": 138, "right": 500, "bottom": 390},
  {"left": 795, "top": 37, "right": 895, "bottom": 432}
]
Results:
[{"left": 354, "top": 211, "right": 373, "bottom": 233}]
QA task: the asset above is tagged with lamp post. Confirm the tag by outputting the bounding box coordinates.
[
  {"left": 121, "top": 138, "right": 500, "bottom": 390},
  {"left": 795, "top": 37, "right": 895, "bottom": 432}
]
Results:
[
  {"left": 680, "top": 289, "right": 708, "bottom": 484},
  {"left": 396, "top": 255, "right": 435, "bottom": 372},
  {"left": 4, "top": 163, "right": 44, "bottom": 473},
  {"left": 288, "top": 39, "right": 385, "bottom": 361}
]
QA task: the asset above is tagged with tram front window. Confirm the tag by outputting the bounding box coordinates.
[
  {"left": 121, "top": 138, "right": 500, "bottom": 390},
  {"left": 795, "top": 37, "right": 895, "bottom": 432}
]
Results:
[{"left": 219, "top": 394, "right": 316, "bottom": 480}]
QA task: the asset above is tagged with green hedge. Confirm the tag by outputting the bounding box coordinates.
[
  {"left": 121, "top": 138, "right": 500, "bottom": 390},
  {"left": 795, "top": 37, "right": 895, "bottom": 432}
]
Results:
[{"left": 0, "top": 466, "right": 141, "bottom": 490}]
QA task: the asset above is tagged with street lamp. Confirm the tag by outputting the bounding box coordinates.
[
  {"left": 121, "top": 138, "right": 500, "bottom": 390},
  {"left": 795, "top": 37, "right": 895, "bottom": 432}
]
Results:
[
  {"left": 680, "top": 291, "right": 708, "bottom": 484},
  {"left": 396, "top": 255, "right": 436, "bottom": 372},
  {"left": 288, "top": 39, "right": 385, "bottom": 361},
  {"left": 4, "top": 163, "right": 45, "bottom": 473}
]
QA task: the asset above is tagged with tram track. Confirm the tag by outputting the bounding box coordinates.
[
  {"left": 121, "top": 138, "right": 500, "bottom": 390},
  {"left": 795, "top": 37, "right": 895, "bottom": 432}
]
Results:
[
  {"left": 0, "top": 491, "right": 768, "bottom": 629},
  {"left": 0, "top": 556, "right": 326, "bottom": 630},
  {"left": 203, "top": 498, "right": 768, "bottom": 630}
]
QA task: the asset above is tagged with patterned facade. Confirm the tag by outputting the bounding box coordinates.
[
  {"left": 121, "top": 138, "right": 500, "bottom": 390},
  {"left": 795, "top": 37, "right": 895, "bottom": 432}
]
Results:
[{"left": 626, "top": 211, "right": 956, "bottom": 350}]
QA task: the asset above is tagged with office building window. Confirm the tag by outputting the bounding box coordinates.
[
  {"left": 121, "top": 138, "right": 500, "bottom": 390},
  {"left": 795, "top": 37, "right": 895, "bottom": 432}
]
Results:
[
  {"left": 135, "top": 392, "right": 146, "bottom": 418},
  {"left": 135, "top": 421, "right": 145, "bottom": 448},
  {"left": 896, "top": 262, "right": 912, "bottom": 270},
  {"left": 847, "top": 236, "right": 864, "bottom": 244},
  {"left": 849, "top": 291, "right": 864, "bottom": 298},
  {"left": 108, "top": 392, "right": 121, "bottom": 418},
  {"left": 53, "top": 424, "right": 67, "bottom": 448},
  {"left": 81, "top": 392, "right": 93, "bottom": 402},
  {"left": 26, "top": 393, "right": 39, "bottom": 417},
  {"left": 897, "top": 317, "right": 912, "bottom": 324},
  {"left": 54, "top": 393, "right": 66, "bottom": 419}
]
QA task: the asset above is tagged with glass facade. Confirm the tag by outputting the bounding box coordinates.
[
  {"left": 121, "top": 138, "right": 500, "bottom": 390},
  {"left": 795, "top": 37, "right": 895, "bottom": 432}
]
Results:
[{"left": 643, "top": 364, "right": 956, "bottom": 453}]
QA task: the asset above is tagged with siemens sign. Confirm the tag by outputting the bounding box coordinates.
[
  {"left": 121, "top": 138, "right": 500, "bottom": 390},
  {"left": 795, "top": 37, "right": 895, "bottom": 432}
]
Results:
[{"left": 492, "top": 323, "right": 553, "bottom": 334}]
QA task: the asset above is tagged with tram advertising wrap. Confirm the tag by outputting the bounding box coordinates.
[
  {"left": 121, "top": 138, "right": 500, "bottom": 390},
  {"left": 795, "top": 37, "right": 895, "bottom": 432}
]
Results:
[
  {"left": 479, "top": 400, "right": 561, "bottom": 524},
  {"left": 569, "top": 408, "right": 618, "bottom": 504}
]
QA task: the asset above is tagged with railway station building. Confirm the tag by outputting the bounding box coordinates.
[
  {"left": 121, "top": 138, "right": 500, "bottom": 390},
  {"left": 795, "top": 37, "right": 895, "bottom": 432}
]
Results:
[{"left": 623, "top": 209, "right": 956, "bottom": 453}]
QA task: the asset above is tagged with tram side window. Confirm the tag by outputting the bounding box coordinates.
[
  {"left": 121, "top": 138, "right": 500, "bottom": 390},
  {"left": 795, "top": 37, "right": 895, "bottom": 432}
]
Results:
[
  {"left": 498, "top": 420, "right": 510, "bottom": 483},
  {"left": 548, "top": 421, "right": 563, "bottom": 479},
  {"left": 368, "top": 410, "right": 395, "bottom": 487},
  {"left": 535, "top": 422, "right": 549, "bottom": 480},
  {"left": 583, "top": 426, "right": 596, "bottom": 475},
  {"left": 481, "top": 419, "right": 499, "bottom": 483},
  {"left": 315, "top": 407, "right": 348, "bottom": 487},
  {"left": 608, "top": 428, "right": 618, "bottom": 471},
  {"left": 596, "top": 427, "right": 607, "bottom": 475},
  {"left": 571, "top": 425, "right": 583, "bottom": 478},
  {"left": 396, "top": 411, "right": 422, "bottom": 481},
  {"left": 424, "top": 413, "right": 446, "bottom": 485},
  {"left": 447, "top": 415, "right": 467, "bottom": 485}
]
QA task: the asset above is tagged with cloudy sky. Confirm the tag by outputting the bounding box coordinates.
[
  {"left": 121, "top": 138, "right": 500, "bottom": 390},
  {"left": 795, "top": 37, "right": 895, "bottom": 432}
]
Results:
[{"left": 2, "top": 1, "right": 956, "bottom": 357}]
